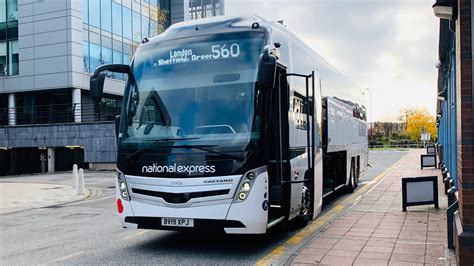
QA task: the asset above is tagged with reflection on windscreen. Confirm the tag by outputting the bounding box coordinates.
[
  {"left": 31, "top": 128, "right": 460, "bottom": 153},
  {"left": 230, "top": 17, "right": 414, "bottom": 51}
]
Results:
[
  {"left": 124, "top": 82, "right": 257, "bottom": 146},
  {"left": 121, "top": 33, "right": 264, "bottom": 149}
]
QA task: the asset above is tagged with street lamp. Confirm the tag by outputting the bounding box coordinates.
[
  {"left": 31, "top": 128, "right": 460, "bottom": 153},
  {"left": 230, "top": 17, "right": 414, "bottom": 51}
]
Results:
[{"left": 432, "top": 0, "right": 456, "bottom": 20}]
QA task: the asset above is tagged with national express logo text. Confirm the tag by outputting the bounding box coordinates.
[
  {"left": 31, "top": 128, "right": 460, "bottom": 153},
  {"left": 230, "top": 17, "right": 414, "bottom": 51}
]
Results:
[{"left": 142, "top": 163, "right": 216, "bottom": 175}]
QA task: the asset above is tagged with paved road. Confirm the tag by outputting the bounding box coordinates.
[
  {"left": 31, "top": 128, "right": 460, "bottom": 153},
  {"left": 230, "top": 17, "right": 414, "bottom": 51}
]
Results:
[{"left": 0, "top": 150, "right": 407, "bottom": 265}]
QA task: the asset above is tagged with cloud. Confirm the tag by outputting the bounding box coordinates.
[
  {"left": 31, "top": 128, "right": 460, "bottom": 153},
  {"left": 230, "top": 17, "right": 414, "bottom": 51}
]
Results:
[{"left": 225, "top": 0, "right": 439, "bottom": 121}]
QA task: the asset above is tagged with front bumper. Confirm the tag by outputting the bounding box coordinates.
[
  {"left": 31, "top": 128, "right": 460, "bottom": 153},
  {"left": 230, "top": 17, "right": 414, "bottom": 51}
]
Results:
[{"left": 116, "top": 171, "right": 269, "bottom": 234}]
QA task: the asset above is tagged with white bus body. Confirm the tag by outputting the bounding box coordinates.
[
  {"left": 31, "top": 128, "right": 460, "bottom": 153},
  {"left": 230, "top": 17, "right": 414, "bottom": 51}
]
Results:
[{"left": 93, "top": 15, "right": 367, "bottom": 234}]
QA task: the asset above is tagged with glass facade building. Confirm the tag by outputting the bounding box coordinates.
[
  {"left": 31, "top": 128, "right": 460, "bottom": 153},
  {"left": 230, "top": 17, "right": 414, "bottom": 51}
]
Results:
[
  {"left": 189, "top": 0, "right": 224, "bottom": 20},
  {"left": 0, "top": 0, "right": 225, "bottom": 174},
  {"left": 0, "top": 0, "right": 18, "bottom": 76},
  {"left": 82, "top": 0, "right": 171, "bottom": 77}
]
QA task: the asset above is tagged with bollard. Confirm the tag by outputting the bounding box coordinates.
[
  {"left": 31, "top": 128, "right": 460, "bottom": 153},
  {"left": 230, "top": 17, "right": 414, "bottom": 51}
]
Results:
[
  {"left": 72, "top": 164, "right": 78, "bottom": 189},
  {"left": 443, "top": 171, "right": 450, "bottom": 195},
  {"left": 78, "top": 168, "right": 85, "bottom": 195},
  {"left": 447, "top": 188, "right": 456, "bottom": 207}
]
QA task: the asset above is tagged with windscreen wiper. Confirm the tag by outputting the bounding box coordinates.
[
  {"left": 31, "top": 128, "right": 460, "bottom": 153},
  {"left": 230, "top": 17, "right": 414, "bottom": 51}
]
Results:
[
  {"left": 125, "top": 137, "right": 200, "bottom": 162},
  {"left": 172, "top": 144, "right": 245, "bottom": 162}
]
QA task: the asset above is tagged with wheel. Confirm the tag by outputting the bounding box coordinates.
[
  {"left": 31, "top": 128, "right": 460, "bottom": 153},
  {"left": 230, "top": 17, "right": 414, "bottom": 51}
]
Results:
[
  {"left": 291, "top": 176, "right": 314, "bottom": 228},
  {"left": 301, "top": 184, "right": 312, "bottom": 216},
  {"left": 346, "top": 161, "right": 357, "bottom": 193}
]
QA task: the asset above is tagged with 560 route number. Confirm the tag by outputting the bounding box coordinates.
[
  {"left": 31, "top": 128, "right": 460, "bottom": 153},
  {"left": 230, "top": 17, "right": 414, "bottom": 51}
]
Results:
[{"left": 211, "top": 43, "right": 240, "bottom": 59}]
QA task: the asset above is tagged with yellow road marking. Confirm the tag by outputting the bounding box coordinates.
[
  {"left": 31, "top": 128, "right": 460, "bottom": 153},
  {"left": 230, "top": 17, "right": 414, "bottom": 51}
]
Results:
[
  {"left": 46, "top": 252, "right": 85, "bottom": 264},
  {"left": 123, "top": 230, "right": 148, "bottom": 240},
  {"left": 255, "top": 155, "right": 407, "bottom": 265}
]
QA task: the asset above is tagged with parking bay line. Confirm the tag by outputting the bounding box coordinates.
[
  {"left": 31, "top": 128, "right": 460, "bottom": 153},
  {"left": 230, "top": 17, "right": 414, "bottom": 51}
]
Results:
[
  {"left": 45, "top": 252, "right": 85, "bottom": 264},
  {"left": 123, "top": 229, "right": 149, "bottom": 240},
  {"left": 255, "top": 155, "right": 406, "bottom": 266}
]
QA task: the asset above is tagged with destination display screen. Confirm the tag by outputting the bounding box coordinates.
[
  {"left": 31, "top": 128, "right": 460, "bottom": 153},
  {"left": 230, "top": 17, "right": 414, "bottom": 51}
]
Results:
[{"left": 150, "top": 38, "right": 264, "bottom": 68}]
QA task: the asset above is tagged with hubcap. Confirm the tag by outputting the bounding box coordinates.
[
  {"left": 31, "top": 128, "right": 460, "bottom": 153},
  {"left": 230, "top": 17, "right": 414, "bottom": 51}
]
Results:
[{"left": 301, "top": 185, "right": 311, "bottom": 215}]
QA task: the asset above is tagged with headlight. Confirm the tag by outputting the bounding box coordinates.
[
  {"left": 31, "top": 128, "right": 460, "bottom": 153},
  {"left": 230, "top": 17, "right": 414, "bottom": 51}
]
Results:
[
  {"left": 234, "top": 171, "right": 257, "bottom": 202},
  {"left": 117, "top": 171, "right": 130, "bottom": 201},
  {"left": 242, "top": 182, "right": 251, "bottom": 191}
]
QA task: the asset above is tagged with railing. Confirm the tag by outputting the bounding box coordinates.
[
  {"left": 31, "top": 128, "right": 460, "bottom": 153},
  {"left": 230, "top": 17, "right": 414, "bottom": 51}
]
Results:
[
  {"left": 0, "top": 102, "right": 121, "bottom": 127},
  {"left": 369, "top": 143, "right": 432, "bottom": 149}
]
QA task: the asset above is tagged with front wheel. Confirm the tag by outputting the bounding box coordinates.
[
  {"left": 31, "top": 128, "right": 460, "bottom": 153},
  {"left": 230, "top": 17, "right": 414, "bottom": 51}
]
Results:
[
  {"left": 346, "top": 161, "right": 357, "bottom": 193},
  {"left": 292, "top": 180, "right": 313, "bottom": 228}
]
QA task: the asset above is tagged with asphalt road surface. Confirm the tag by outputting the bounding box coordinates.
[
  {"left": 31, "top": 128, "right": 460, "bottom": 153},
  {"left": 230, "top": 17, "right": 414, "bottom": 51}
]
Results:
[{"left": 0, "top": 150, "right": 407, "bottom": 265}]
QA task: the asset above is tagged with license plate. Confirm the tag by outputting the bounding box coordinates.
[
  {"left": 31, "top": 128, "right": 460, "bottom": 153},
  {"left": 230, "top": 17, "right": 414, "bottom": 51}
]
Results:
[{"left": 161, "top": 217, "right": 194, "bottom": 227}]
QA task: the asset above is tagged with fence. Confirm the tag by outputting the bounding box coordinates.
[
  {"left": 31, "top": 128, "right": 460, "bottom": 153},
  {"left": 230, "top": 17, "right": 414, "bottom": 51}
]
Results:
[
  {"left": 0, "top": 102, "right": 121, "bottom": 126},
  {"left": 369, "top": 143, "right": 432, "bottom": 149}
]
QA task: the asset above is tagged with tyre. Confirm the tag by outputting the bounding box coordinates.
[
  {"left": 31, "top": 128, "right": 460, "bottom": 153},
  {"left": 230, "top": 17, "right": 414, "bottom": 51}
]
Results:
[
  {"left": 292, "top": 174, "right": 314, "bottom": 228},
  {"left": 346, "top": 160, "right": 357, "bottom": 193}
]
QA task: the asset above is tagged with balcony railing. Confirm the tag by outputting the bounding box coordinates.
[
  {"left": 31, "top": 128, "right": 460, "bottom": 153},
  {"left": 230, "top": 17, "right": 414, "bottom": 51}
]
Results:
[{"left": 0, "top": 102, "right": 121, "bottom": 127}]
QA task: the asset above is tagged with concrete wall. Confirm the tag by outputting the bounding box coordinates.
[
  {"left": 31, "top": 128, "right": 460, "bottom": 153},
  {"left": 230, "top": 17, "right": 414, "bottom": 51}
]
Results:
[{"left": 0, "top": 122, "right": 117, "bottom": 163}]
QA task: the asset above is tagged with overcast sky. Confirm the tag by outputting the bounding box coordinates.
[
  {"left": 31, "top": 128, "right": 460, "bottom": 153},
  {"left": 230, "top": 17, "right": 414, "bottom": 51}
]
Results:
[{"left": 224, "top": 0, "right": 439, "bottom": 122}]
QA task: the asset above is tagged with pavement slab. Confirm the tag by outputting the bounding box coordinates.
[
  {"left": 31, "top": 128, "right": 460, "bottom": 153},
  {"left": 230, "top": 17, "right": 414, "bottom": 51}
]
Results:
[
  {"left": 0, "top": 182, "right": 89, "bottom": 214},
  {"left": 288, "top": 149, "right": 453, "bottom": 265}
]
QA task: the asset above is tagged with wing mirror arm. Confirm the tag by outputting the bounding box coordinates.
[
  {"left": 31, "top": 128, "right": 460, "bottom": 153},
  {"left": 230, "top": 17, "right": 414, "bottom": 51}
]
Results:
[
  {"left": 90, "top": 64, "right": 134, "bottom": 104},
  {"left": 258, "top": 45, "right": 279, "bottom": 91}
]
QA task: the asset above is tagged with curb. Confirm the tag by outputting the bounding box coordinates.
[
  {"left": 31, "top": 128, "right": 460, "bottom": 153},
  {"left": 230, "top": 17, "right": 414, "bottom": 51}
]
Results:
[{"left": 256, "top": 153, "right": 408, "bottom": 266}]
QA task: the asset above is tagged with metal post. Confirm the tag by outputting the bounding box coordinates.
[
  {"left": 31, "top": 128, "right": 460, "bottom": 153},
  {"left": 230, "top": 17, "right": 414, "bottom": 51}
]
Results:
[{"left": 447, "top": 201, "right": 458, "bottom": 249}]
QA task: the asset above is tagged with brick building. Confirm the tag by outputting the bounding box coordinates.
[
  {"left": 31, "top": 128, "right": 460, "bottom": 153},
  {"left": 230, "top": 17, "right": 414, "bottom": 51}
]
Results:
[{"left": 434, "top": 0, "right": 474, "bottom": 264}]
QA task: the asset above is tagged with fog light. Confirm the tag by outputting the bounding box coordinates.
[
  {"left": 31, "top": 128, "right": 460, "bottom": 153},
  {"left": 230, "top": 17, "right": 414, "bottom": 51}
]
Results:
[
  {"left": 239, "top": 192, "right": 247, "bottom": 200},
  {"left": 122, "top": 191, "right": 127, "bottom": 198},
  {"left": 242, "top": 182, "right": 251, "bottom": 191},
  {"left": 247, "top": 172, "right": 256, "bottom": 180}
]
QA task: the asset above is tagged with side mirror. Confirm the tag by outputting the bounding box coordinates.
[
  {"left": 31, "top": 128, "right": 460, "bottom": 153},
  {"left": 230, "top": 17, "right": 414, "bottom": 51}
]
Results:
[
  {"left": 90, "top": 64, "right": 132, "bottom": 104},
  {"left": 90, "top": 72, "right": 106, "bottom": 103},
  {"left": 258, "top": 45, "right": 278, "bottom": 90}
]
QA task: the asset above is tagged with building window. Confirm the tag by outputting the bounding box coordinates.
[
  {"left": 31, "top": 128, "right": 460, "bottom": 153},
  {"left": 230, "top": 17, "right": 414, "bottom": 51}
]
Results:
[
  {"left": 123, "top": 7, "right": 132, "bottom": 40},
  {"left": 0, "top": 0, "right": 17, "bottom": 30},
  {"left": 8, "top": 39, "right": 17, "bottom": 75},
  {"left": 83, "top": 41, "right": 90, "bottom": 72},
  {"left": 89, "top": 0, "right": 100, "bottom": 28},
  {"left": 6, "top": 0, "right": 17, "bottom": 22},
  {"left": 82, "top": 0, "right": 169, "bottom": 80},
  {"left": 0, "top": 41, "right": 6, "bottom": 76},
  {"left": 112, "top": 2, "right": 122, "bottom": 36},
  {"left": 83, "top": 0, "right": 88, "bottom": 23},
  {"left": 89, "top": 42, "right": 101, "bottom": 73},
  {"left": 101, "top": 0, "right": 112, "bottom": 32},
  {"left": 189, "top": 0, "right": 223, "bottom": 20},
  {"left": 0, "top": 39, "right": 17, "bottom": 76},
  {"left": 132, "top": 11, "right": 141, "bottom": 43}
]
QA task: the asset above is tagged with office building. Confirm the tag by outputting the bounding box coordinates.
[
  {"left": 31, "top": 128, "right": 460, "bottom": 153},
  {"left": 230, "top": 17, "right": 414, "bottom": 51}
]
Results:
[{"left": 0, "top": 0, "right": 224, "bottom": 175}]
